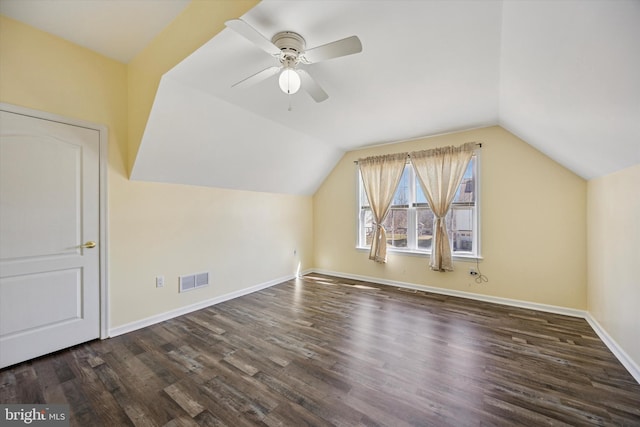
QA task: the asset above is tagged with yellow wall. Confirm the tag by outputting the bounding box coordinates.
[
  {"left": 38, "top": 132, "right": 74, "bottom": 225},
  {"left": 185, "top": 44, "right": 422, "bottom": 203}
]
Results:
[
  {"left": 314, "top": 126, "right": 588, "bottom": 309},
  {"left": 108, "top": 179, "right": 312, "bottom": 326},
  {"left": 587, "top": 164, "right": 640, "bottom": 368},
  {"left": 0, "top": 16, "right": 129, "bottom": 162},
  {"left": 0, "top": 12, "right": 313, "bottom": 329}
]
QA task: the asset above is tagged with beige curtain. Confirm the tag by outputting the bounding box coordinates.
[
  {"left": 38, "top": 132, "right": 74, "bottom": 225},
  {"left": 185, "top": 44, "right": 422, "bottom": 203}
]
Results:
[
  {"left": 410, "top": 142, "right": 475, "bottom": 271},
  {"left": 358, "top": 153, "right": 407, "bottom": 263}
]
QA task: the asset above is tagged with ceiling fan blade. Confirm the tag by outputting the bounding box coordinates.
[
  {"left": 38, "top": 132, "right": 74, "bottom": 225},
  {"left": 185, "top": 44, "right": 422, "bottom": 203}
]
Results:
[
  {"left": 225, "top": 19, "right": 281, "bottom": 56},
  {"left": 232, "top": 66, "right": 280, "bottom": 88},
  {"left": 297, "top": 69, "right": 329, "bottom": 103},
  {"left": 302, "top": 35, "right": 362, "bottom": 63}
]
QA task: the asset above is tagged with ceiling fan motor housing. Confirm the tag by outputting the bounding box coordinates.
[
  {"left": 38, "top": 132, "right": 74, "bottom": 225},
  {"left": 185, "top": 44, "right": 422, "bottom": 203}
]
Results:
[{"left": 272, "top": 31, "right": 306, "bottom": 66}]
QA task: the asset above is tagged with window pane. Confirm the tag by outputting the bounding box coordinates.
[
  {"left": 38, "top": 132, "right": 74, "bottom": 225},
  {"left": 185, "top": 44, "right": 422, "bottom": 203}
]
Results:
[
  {"left": 453, "top": 158, "right": 475, "bottom": 203},
  {"left": 362, "top": 208, "right": 373, "bottom": 246},
  {"left": 382, "top": 208, "right": 408, "bottom": 248},
  {"left": 447, "top": 206, "right": 474, "bottom": 252},
  {"left": 416, "top": 207, "right": 434, "bottom": 250},
  {"left": 392, "top": 167, "right": 410, "bottom": 206},
  {"left": 360, "top": 173, "right": 370, "bottom": 207},
  {"left": 416, "top": 178, "right": 427, "bottom": 204}
]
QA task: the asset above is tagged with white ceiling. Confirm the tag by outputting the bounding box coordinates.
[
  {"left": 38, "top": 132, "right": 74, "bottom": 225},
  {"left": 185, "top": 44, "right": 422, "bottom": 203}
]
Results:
[
  {"left": 499, "top": 0, "right": 640, "bottom": 179},
  {"left": 2, "top": 0, "right": 639, "bottom": 195},
  {"left": 0, "top": 0, "right": 190, "bottom": 63}
]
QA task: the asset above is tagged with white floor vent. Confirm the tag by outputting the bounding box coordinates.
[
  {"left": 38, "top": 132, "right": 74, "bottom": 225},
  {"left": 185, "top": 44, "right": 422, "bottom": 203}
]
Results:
[{"left": 179, "top": 272, "right": 209, "bottom": 293}]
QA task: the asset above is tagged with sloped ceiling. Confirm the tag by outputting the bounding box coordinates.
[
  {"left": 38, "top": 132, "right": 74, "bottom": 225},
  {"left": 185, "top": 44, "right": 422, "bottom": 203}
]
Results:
[
  {"left": 0, "top": 0, "right": 190, "bottom": 63},
  {"left": 499, "top": 0, "right": 640, "bottom": 179},
  {"left": 2, "top": 0, "right": 638, "bottom": 195},
  {"left": 132, "top": 0, "right": 503, "bottom": 194},
  {"left": 133, "top": 0, "right": 639, "bottom": 195}
]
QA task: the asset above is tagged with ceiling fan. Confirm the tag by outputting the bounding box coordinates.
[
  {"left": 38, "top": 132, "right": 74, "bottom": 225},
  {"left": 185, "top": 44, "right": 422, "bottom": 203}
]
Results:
[{"left": 225, "top": 19, "right": 362, "bottom": 103}]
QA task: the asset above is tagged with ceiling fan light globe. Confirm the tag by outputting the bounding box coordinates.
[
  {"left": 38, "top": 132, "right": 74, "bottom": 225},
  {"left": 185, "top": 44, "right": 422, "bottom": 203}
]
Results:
[{"left": 279, "top": 69, "right": 301, "bottom": 94}]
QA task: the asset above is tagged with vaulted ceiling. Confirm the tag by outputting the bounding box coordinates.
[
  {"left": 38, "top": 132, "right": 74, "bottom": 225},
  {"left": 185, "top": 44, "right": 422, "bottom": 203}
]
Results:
[
  {"left": 0, "top": 0, "right": 191, "bottom": 63},
  {"left": 2, "top": 0, "right": 639, "bottom": 195}
]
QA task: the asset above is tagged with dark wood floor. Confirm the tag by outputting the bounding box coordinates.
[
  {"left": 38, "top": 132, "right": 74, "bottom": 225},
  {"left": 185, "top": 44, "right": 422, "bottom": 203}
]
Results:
[{"left": 2, "top": 274, "right": 639, "bottom": 426}]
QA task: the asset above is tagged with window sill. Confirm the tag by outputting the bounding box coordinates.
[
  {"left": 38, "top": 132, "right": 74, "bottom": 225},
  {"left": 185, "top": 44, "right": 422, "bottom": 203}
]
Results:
[{"left": 356, "top": 246, "right": 483, "bottom": 261}]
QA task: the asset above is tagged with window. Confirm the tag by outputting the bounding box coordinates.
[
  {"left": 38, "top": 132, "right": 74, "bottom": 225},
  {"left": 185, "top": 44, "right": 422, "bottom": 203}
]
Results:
[{"left": 358, "top": 155, "right": 479, "bottom": 257}]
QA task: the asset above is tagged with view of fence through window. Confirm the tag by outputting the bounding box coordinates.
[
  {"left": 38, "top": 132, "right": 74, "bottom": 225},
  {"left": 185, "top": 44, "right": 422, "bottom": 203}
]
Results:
[{"left": 359, "top": 156, "right": 477, "bottom": 255}]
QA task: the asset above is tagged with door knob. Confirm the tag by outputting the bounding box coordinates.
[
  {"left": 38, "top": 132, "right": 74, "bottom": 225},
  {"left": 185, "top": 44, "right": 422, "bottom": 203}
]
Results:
[{"left": 81, "top": 241, "right": 97, "bottom": 249}]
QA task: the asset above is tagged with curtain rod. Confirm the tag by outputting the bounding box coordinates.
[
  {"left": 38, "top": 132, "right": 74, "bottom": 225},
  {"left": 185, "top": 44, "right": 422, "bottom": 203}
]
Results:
[{"left": 353, "top": 142, "right": 482, "bottom": 164}]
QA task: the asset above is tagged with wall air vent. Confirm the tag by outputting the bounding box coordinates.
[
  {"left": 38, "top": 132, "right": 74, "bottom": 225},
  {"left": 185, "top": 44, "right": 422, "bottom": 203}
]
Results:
[
  {"left": 179, "top": 272, "right": 209, "bottom": 293},
  {"left": 195, "top": 272, "right": 209, "bottom": 287}
]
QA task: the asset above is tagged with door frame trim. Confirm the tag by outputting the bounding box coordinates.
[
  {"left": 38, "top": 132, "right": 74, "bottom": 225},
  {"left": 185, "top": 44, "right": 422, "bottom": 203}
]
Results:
[{"left": 1, "top": 102, "right": 110, "bottom": 339}]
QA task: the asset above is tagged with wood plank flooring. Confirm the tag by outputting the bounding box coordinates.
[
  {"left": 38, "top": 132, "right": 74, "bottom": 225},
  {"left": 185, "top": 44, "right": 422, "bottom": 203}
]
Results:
[{"left": 1, "top": 274, "right": 639, "bottom": 426}]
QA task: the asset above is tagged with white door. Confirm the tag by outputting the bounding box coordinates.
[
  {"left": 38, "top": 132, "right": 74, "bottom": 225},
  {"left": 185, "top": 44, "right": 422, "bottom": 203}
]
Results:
[{"left": 0, "top": 109, "right": 101, "bottom": 368}]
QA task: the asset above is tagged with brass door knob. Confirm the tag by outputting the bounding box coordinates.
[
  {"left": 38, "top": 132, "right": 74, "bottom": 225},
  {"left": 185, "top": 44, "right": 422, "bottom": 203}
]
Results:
[{"left": 81, "top": 241, "right": 97, "bottom": 249}]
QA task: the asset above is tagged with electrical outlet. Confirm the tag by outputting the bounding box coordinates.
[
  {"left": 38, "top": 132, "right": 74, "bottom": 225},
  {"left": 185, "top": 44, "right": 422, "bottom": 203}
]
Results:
[
  {"left": 156, "top": 276, "right": 165, "bottom": 288},
  {"left": 469, "top": 268, "right": 478, "bottom": 276}
]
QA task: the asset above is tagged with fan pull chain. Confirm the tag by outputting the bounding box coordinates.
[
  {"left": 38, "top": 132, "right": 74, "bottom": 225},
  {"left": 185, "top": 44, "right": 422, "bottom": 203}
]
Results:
[{"left": 288, "top": 92, "right": 293, "bottom": 111}]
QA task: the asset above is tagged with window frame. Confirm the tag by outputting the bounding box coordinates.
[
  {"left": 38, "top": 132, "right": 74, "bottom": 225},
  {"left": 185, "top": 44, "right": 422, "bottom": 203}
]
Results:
[{"left": 356, "top": 151, "right": 481, "bottom": 260}]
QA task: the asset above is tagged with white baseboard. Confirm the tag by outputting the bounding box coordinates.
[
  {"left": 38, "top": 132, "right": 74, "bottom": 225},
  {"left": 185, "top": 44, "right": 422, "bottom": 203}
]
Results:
[
  {"left": 585, "top": 313, "right": 640, "bottom": 384},
  {"left": 310, "top": 269, "right": 586, "bottom": 318},
  {"left": 310, "top": 268, "right": 640, "bottom": 385},
  {"left": 108, "top": 270, "right": 311, "bottom": 338}
]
